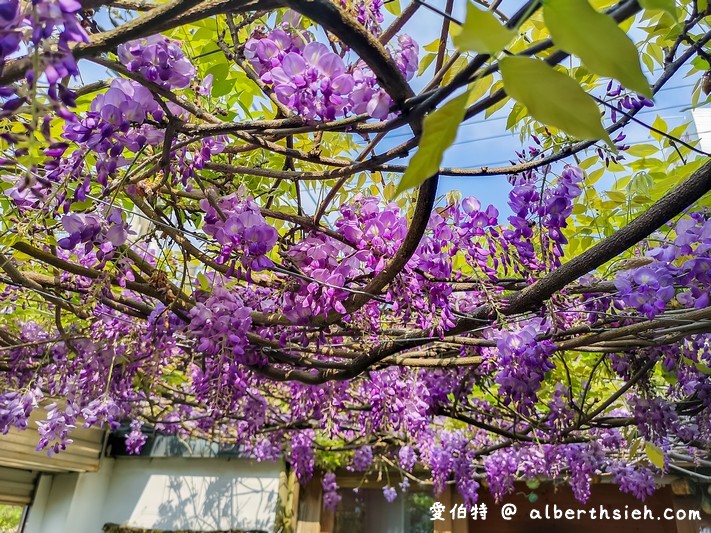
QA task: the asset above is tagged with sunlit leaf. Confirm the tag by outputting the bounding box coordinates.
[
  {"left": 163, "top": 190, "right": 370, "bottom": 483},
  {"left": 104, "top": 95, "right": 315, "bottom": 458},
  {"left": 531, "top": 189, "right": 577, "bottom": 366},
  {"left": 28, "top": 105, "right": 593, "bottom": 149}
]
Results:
[
  {"left": 465, "top": 75, "right": 494, "bottom": 106},
  {"left": 394, "top": 92, "right": 468, "bottom": 196},
  {"left": 606, "top": 190, "right": 627, "bottom": 204},
  {"left": 484, "top": 80, "right": 508, "bottom": 118},
  {"left": 639, "top": 0, "right": 678, "bottom": 20},
  {"left": 578, "top": 156, "right": 597, "bottom": 169},
  {"left": 542, "top": 0, "right": 652, "bottom": 98},
  {"left": 506, "top": 102, "right": 527, "bottom": 130},
  {"left": 384, "top": 0, "right": 401, "bottom": 16},
  {"left": 682, "top": 356, "right": 711, "bottom": 376},
  {"left": 424, "top": 39, "right": 440, "bottom": 53},
  {"left": 628, "top": 438, "right": 640, "bottom": 460},
  {"left": 197, "top": 272, "right": 211, "bottom": 292},
  {"left": 452, "top": 3, "right": 515, "bottom": 55},
  {"left": 526, "top": 478, "right": 540, "bottom": 489},
  {"left": 418, "top": 53, "right": 437, "bottom": 76},
  {"left": 587, "top": 167, "right": 604, "bottom": 184},
  {"left": 442, "top": 55, "right": 469, "bottom": 87},
  {"left": 642, "top": 52, "right": 655, "bottom": 74},
  {"left": 626, "top": 144, "right": 658, "bottom": 157},
  {"left": 645, "top": 442, "right": 665, "bottom": 469},
  {"left": 692, "top": 56, "right": 710, "bottom": 71},
  {"left": 572, "top": 203, "right": 587, "bottom": 215},
  {"left": 651, "top": 115, "right": 668, "bottom": 141},
  {"left": 499, "top": 56, "right": 612, "bottom": 146}
]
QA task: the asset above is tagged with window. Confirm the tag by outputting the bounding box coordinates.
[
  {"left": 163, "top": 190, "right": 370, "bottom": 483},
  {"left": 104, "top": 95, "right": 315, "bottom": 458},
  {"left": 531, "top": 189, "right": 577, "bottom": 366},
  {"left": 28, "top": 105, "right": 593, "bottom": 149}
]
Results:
[
  {"left": 333, "top": 488, "right": 434, "bottom": 533},
  {"left": 0, "top": 504, "right": 24, "bottom": 533}
]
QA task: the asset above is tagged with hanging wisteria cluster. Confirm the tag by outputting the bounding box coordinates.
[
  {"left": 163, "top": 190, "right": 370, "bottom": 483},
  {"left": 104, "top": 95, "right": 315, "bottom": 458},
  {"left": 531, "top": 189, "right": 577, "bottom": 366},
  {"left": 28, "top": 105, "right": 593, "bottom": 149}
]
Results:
[
  {"left": 0, "top": 0, "right": 710, "bottom": 516},
  {"left": 0, "top": 0, "right": 87, "bottom": 83},
  {"left": 244, "top": 10, "right": 418, "bottom": 120}
]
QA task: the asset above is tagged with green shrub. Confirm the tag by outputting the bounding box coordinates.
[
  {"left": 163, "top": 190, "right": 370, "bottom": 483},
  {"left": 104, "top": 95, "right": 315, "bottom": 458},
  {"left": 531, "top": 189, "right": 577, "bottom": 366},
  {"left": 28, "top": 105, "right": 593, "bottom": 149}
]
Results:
[{"left": 0, "top": 505, "right": 22, "bottom": 533}]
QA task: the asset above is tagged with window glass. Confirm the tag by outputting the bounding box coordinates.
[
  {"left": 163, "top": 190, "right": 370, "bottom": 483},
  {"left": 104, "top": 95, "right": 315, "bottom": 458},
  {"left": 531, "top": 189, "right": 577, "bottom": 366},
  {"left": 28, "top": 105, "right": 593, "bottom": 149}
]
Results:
[
  {"left": 333, "top": 488, "right": 434, "bottom": 533},
  {"left": 0, "top": 504, "right": 24, "bottom": 533}
]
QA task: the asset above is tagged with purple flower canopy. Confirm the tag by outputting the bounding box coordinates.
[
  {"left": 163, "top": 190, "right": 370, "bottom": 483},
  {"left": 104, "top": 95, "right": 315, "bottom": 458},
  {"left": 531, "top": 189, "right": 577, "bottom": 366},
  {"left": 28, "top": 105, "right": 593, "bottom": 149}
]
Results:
[{"left": 0, "top": 0, "right": 709, "bottom": 513}]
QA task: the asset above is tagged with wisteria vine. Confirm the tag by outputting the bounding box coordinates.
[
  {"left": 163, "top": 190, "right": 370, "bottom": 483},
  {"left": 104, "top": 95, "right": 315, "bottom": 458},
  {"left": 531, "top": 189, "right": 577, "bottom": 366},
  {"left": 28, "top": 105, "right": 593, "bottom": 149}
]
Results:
[{"left": 0, "top": 0, "right": 710, "bottom": 517}]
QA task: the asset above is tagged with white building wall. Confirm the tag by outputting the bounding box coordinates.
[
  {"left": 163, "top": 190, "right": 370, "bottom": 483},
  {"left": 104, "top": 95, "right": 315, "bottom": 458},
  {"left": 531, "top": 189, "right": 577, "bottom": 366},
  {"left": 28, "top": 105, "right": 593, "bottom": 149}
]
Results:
[
  {"left": 691, "top": 107, "right": 711, "bottom": 153},
  {"left": 25, "top": 472, "right": 80, "bottom": 533},
  {"left": 24, "top": 457, "right": 283, "bottom": 533}
]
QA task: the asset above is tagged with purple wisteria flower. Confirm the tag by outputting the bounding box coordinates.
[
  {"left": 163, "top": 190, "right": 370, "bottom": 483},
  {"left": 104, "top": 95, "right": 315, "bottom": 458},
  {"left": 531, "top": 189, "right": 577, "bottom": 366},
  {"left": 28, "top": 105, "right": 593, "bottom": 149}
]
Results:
[
  {"left": 642, "top": 213, "right": 711, "bottom": 311},
  {"left": 505, "top": 164, "right": 584, "bottom": 271},
  {"left": 0, "top": 388, "right": 42, "bottom": 434},
  {"left": 244, "top": 20, "right": 419, "bottom": 120},
  {"left": 352, "top": 445, "right": 373, "bottom": 471},
  {"left": 382, "top": 485, "right": 397, "bottom": 502},
  {"left": 290, "top": 430, "right": 315, "bottom": 484},
  {"left": 0, "top": 0, "right": 21, "bottom": 67},
  {"left": 199, "top": 194, "right": 278, "bottom": 271},
  {"left": 610, "top": 464, "right": 656, "bottom": 500},
  {"left": 398, "top": 445, "right": 417, "bottom": 472},
  {"left": 187, "top": 284, "right": 256, "bottom": 363},
  {"left": 59, "top": 77, "right": 167, "bottom": 190},
  {"left": 341, "top": 0, "right": 384, "bottom": 35},
  {"left": 614, "top": 262, "right": 676, "bottom": 319},
  {"left": 0, "top": 0, "right": 87, "bottom": 89},
  {"left": 57, "top": 209, "right": 129, "bottom": 259},
  {"left": 125, "top": 420, "right": 147, "bottom": 455},
  {"left": 322, "top": 473, "right": 342, "bottom": 510},
  {"left": 118, "top": 35, "right": 196, "bottom": 89},
  {"left": 495, "top": 324, "right": 556, "bottom": 414}
]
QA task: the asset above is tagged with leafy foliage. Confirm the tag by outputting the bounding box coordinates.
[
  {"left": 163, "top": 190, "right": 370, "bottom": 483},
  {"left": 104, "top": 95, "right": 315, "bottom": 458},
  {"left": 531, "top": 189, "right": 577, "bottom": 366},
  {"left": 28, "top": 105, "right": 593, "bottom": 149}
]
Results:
[
  {"left": 499, "top": 56, "right": 613, "bottom": 145},
  {"left": 395, "top": 92, "right": 468, "bottom": 195},
  {"left": 452, "top": 2, "right": 515, "bottom": 54},
  {"left": 0, "top": 505, "right": 21, "bottom": 533},
  {"left": 543, "top": 0, "right": 653, "bottom": 98}
]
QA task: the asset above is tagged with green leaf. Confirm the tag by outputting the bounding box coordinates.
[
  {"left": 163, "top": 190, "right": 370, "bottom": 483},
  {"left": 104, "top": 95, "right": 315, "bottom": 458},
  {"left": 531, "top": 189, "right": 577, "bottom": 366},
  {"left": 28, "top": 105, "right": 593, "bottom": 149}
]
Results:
[
  {"left": 628, "top": 438, "right": 640, "bottom": 460},
  {"left": 452, "top": 3, "right": 515, "bottom": 55},
  {"left": 606, "top": 190, "right": 627, "bottom": 203},
  {"left": 485, "top": 80, "right": 508, "bottom": 118},
  {"left": 587, "top": 167, "right": 604, "bottom": 184},
  {"left": 651, "top": 115, "right": 668, "bottom": 141},
  {"left": 164, "top": 370, "right": 188, "bottom": 387},
  {"left": 465, "top": 76, "right": 493, "bottom": 107},
  {"left": 499, "top": 56, "right": 612, "bottom": 146},
  {"left": 692, "top": 56, "right": 710, "bottom": 71},
  {"left": 542, "top": 0, "right": 652, "bottom": 98},
  {"left": 639, "top": 0, "right": 678, "bottom": 20},
  {"left": 642, "top": 52, "right": 655, "bottom": 74},
  {"left": 682, "top": 356, "right": 711, "bottom": 376},
  {"left": 394, "top": 92, "right": 468, "bottom": 196},
  {"left": 442, "top": 56, "right": 468, "bottom": 86},
  {"left": 526, "top": 478, "right": 540, "bottom": 490},
  {"left": 384, "top": 0, "right": 401, "bottom": 16},
  {"left": 645, "top": 442, "right": 665, "bottom": 469},
  {"left": 626, "top": 144, "right": 658, "bottom": 157},
  {"left": 418, "top": 53, "right": 437, "bottom": 76},
  {"left": 506, "top": 102, "right": 527, "bottom": 130},
  {"left": 197, "top": 272, "right": 211, "bottom": 292},
  {"left": 571, "top": 203, "right": 587, "bottom": 215},
  {"left": 424, "top": 39, "right": 440, "bottom": 53}
]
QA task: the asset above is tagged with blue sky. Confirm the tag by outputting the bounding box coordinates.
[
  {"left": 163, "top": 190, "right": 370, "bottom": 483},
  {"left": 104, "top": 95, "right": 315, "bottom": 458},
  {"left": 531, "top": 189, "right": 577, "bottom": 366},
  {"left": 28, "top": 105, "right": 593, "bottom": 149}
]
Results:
[
  {"left": 80, "top": 1, "right": 707, "bottom": 218},
  {"left": 372, "top": 0, "right": 706, "bottom": 215}
]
